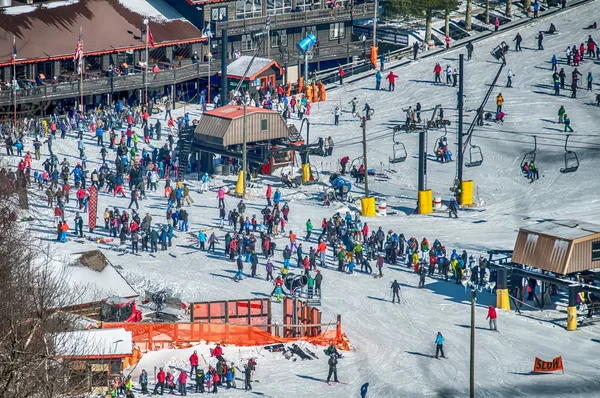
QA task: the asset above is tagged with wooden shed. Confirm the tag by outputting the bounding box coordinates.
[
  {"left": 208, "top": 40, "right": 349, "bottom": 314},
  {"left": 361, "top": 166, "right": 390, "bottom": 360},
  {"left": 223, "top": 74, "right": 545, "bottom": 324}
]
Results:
[
  {"left": 218, "top": 56, "right": 283, "bottom": 92},
  {"left": 194, "top": 105, "right": 290, "bottom": 147},
  {"left": 512, "top": 220, "right": 600, "bottom": 274}
]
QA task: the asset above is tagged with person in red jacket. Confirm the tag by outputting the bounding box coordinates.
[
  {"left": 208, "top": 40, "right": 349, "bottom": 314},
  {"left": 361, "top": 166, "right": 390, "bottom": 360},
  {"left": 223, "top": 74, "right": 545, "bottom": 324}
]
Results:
[
  {"left": 153, "top": 367, "right": 165, "bottom": 395},
  {"left": 189, "top": 350, "right": 199, "bottom": 376},
  {"left": 212, "top": 343, "right": 224, "bottom": 361},
  {"left": 178, "top": 371, "right": 188, "bottom": 396},
  {"left": 266, "top": 184, "right": 272, "bottom": 207},
  {"left": 339, "top": 67, "right": 345, "bottom": 85},
  {"left": 487, "top": 305, "right": 498, "bottom": 331},
  {"left": 445, "top": 35, "right": 451, "bottom": 49},
  {"left": 434, "top": 63, "right": 442, "bottom": 83},
  {"left": 385, "top": 71, "right": 399, "bottom": 92}
]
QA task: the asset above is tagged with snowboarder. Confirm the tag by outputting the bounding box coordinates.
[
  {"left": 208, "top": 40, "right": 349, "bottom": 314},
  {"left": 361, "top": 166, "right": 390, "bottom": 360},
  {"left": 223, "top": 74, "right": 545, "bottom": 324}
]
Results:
[
  {"left": 326, "top": 355, "right": 339, "bottom": 383},
  {"left": 487, "top": 305, "right": 498, "bottom": 331},
  {"left": 435, "top": 332, "right": 445, "bottom": 358},
  {"left": 564, "top": 113, "right": 574, "bottom": 132},
  {"left": 391, "top": 280, "right": 401, "bottom": 303}
]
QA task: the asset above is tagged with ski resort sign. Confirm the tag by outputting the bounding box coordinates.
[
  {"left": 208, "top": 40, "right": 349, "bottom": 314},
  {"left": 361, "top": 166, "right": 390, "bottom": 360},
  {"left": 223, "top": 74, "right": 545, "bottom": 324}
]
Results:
[{"left": 533, "top": 356, "right": 564, "bottom": 374}]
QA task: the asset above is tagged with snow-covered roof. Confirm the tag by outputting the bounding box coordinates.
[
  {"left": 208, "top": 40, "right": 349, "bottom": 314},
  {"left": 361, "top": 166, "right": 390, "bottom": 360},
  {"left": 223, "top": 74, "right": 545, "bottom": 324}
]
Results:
[
  {"left": 52, "top": 251, "right": 137, "bottom": 306},
  {"left": 521, "top": 220, "right": 600, "bottom": 241},
  {"left": 220, "top": 56, "right": 282, "bottom": 80},
  {"left": 54, "top": 328, "right": 132, "bottom": 358}
]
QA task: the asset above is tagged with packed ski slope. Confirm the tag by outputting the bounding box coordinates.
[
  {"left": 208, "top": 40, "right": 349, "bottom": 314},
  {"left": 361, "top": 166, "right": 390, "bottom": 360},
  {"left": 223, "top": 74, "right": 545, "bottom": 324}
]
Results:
[{"left": 17, "top": 2, "right": 600, "bottom": 396}]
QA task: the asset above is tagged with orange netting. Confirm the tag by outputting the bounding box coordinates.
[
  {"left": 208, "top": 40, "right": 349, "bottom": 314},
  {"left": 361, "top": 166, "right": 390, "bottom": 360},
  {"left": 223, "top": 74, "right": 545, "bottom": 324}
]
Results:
[{"left": 103, "top": 322, "right": 349, "bottom": 354}]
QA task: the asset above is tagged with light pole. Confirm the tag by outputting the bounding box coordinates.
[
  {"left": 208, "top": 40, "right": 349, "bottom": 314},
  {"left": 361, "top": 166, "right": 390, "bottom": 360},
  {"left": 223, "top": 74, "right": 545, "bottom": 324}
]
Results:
[
  {"left": 372, "top": 0, "right": 378, "bottom": 47},
  {"left": 470, "top": 288, "right": 476, "bottom": 398}
]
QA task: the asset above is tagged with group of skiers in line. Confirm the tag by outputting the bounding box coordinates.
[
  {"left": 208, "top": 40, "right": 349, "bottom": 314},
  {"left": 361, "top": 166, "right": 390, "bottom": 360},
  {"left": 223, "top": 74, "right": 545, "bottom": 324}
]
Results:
[{"left": 108, "top": 347, "right": 257, "bottom": 396}]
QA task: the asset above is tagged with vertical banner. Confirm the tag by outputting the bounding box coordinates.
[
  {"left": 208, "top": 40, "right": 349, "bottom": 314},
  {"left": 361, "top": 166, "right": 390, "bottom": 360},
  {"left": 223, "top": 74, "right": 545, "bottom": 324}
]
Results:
[{"left": 88, "top": 186, "right": 98, "bottom": 231}]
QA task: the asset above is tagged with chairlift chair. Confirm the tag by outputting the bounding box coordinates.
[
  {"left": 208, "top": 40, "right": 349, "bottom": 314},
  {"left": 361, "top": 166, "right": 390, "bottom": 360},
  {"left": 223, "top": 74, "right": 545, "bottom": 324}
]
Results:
[
  {"left": 389, "top": 130, "right": 407, "bottom": 164},
  {"left": 433, "top": 125, "right": 449, "bottom": 156},
  {"left": 560, "top": 134, "right": 579, "bottom": 173},
  {"left": 520, "top": 135, "right": 537, "bottom": 170},
  {"left": 465, "top": 145, "right": 483, "bottom": 167},
  {"left": 490, "top": 41, "right": 510, "bottom": 61}
]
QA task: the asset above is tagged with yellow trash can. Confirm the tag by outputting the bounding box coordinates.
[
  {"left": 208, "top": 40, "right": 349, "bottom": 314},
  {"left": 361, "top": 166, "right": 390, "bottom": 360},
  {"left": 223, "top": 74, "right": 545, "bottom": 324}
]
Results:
[
  {"left": 235, "top": 171, "right": 245, "bottom": 196},
  {"left": 302, "top": 163, "right": 311, "bottom": 184},
  {"left": 418, "top": 189, "right": 432, "bottom": 214},
  {"left": 461, "top": 180, "right": 474, "bottom": 206},
  {"left": 361, "top": 196, "right": 377, "bottom": 217}
]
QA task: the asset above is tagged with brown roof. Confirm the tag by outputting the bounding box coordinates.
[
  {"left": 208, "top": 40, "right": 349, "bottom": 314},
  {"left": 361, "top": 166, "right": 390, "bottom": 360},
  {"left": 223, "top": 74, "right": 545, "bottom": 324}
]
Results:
[
  {"left": 194, "top": 106, "right": 290, "bottom": 147},
  {"left": 0, "top": 0, "right": 204, "bottom": 66}
]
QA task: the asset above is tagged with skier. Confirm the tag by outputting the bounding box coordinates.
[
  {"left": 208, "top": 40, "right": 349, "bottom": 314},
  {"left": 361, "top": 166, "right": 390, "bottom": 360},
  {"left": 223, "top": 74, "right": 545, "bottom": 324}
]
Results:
[
  {"left": 153, "top": 367, "right": 166, "bottom": 395},
  {"left": 587, "top": 72, "right": 593, "bottom": 90},
  {"left": 496, "top": 93, "right": 503, "bottom": 113},
  {"left": 434, "top": 63, "right": 442, "bottom": 83},
  {"left": 413, "top": 41, "right": 419, "bottom": 60},
  {"left": 466, "top": 41, "right": 474, "bottom": 60},
  {"left": 386, "top": 71, "right": 398, "bottom": 92},
  {"left": 537, "top": 31, "right": 544, "bottom": 50},
  {"left": 379, "top": 53, "right": 386, "bottom": 71},
  {"left": 564, "top": 113, "right": 574, "bottom": 132},
  {"left": 513, "top": 33, "right": 523, "bottom": 51},
  {"left": 445, "top": 35, "right": 451, "bottom": 50},
  {"left": 348, "top": 97, "right": 359, "bottom": 114},
  {"left": 435, "top": 332, "right": 445, "bottom": 358},
  {"left": 506, "top": 68, "right": 514, "bottom": 88},
  {"left": 375, "top": 69, "right": 382, "bottom": 91},
  {"left": 139, "top": 369, "right": 149, "bottom": 394},
  {"left": 326, "top": 354, "right": 339, "bottom": 383},
  {"left": 445, "top": 65, "right": 452, "bottom": 84},
  {"left": 333, "top": 107, "right": 342, "bottom": 125},
  {"left": 449, "top": 197, "right": 459, "bottom": 218},
  {"left": 391, "top": 280, "right": 401, "bottom": 303},
  {"left": 558, "top": 105, "right": 566, "bottom": 123},
  {"left": 361, "top": 382, "right": 369, "bottom": 398},
  {"left": 487, "top": 305, "right": 498, "bottom": 331},
  {"left": 551, "top": 54, "right": 558, "bottom": 71}
]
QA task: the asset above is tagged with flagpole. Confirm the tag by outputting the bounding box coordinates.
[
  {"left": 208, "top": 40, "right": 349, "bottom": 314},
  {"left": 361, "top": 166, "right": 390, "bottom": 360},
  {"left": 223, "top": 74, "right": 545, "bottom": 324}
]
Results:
[
  {"left": 79, "top": 27, "right": 84, "bottom": 113},
  {"left": 144, "top": 19, "right": 149, "bottom": 109},
  {"left": 12, "top": 37, "right": 16, "bottom": 134},
  {"left": 207, "top": 34, "right": 211, "bottom": 104}
]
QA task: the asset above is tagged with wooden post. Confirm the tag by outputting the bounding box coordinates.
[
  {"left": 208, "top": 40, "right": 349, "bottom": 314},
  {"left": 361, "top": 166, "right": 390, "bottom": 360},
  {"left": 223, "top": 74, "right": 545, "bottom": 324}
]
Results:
[
  {"left": 247, "top": 299, "right": 252, "bottom": 325},
  {"left": 225, "top": 301, "right": 229, "bottom": 324},
  {"left": 336, "top": 314, "right": 342, "bottom": 342},
  {"left": 267, "top": 299, "right": 272, "bottom": 334},
  {"left": 189, "top": 303, "right": 194, "bottom": 322}
]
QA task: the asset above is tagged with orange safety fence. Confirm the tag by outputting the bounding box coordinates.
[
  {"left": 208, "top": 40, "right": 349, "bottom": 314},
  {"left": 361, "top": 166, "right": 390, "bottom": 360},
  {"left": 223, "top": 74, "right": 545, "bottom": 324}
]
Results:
[{"left": 104, "top": 321, "right": 350, "bottom": 367}]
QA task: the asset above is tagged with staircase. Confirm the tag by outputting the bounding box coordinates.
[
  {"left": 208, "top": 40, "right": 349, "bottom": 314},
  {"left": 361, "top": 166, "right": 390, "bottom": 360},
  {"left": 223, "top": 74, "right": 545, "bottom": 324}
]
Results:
[{"left": 177, "top": 126, "right": 196, "bottom": 178}]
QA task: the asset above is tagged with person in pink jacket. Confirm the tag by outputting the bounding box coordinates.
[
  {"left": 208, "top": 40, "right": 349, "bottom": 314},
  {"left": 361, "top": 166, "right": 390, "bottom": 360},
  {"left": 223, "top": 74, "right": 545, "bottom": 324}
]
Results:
[{"left": 217, "top": 188, "right": 225, "bottom": 208}]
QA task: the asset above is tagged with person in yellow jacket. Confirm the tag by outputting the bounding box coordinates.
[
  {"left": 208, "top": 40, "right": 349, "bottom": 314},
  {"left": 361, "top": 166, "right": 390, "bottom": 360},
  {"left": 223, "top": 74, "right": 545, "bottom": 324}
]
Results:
[
  {"left": 412, "top": 252, "right": 420, "bottom": 273},
  {"left": 125, "top": 376, "right": 133, "bottom": 392},
  {"left": 496, "top": 93, "right": 504, "bottom": 113}
]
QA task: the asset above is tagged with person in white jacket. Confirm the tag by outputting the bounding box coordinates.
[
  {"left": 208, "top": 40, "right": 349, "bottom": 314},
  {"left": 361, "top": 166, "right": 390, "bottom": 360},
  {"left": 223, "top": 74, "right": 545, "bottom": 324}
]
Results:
[{"left": 506, "top": 68, "right": 514, "bottom": 88}]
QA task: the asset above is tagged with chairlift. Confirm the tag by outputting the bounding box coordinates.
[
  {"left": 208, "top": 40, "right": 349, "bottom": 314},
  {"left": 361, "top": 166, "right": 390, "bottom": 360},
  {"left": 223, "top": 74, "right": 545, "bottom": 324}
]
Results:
[
  {"left": 520, "top": 135, "right": 537, "bottom": 170},
  {"left": 560, "top": 134, "right": 579, "bottom": 173},
  {"left": 465, "top": 144, "right": 483, "bottom": 167},
  {"left": 490, "top": 41, "right": 510, "bottom": 61},
  {"left": 350, "top": 156, "right": 364, "bottom": 169},
  {"left": 433, "top": 125, "right": 449, "bottom": 155},
  {"left": 389, "top": 130, "right": 407, "bottom": 164}
]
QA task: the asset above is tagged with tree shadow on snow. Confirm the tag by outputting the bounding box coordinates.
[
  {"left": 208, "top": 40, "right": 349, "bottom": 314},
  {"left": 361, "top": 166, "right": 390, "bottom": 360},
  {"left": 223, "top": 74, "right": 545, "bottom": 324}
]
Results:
[
  {"left": 209, "top": 272, "right": 233, "bottom": 280},
  {"left": 543, "top": 127, "right": 564, "bottom": 132},
  {"left": 405, "top": 351, "right": 434, "bottom": 358},
  {"left": 366, "top": 296, "right": 389, "bottom": 303},
  {"left": 296, "top": 374, "right": 328, "bottom": 383},
  {"left": 591, "top": 339, "right": 600, "bottom": 344},
  {"left": 454, "top": 324, "right": 494, "bottom": 331},
  {"left": 408, "top": 79, "right": 440, "bottom": 85}
]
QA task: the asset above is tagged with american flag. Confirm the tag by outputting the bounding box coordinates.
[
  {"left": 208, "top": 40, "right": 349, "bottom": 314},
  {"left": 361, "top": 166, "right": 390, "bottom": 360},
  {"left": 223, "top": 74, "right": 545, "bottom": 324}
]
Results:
[
  {"left": 11, "top": 36, "right": 17, "bottom": 63},
  {"left": 74, "top": 29, "right": 83, "bottom": 73}
]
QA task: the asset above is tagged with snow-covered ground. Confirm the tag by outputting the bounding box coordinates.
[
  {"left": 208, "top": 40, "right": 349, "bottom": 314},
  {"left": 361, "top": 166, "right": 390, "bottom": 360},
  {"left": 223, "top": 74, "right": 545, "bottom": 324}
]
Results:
[{"left": 11, "top": 2, "right": 600, "bottom": 396}]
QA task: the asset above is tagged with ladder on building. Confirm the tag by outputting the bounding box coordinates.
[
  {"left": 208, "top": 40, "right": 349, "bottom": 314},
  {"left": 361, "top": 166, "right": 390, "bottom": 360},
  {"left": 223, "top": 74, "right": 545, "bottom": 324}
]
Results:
[{"left": 177, "top": 126, "right": 196, "bottom": 178}]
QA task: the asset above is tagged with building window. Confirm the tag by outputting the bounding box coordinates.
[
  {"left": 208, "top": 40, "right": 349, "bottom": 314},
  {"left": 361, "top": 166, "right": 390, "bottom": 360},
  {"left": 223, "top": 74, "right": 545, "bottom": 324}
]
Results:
[
  {"left": 236, "top": 0, "right": 262, "bottom": 19},
  {"left": 592, "top": 241, "right": 600, "bottom": 261},
  {"left": 211, "top": 6, "right": 228, "bottom": 22},
  {"left": 295, "top": 0, "right": 321, "bottom": 11},
  {"left": 329, "top": 23, "right": 344, "bottom": 40},
  {"left": 271, "top": 30, "right": 287, "bottom": 48},
  {"left": 241, "top": 34, "right": 256, "bottom": 51},
  {"left": 266, "top": 0, "right": 291, "bottom": 16},
  {"left": 261, "top": 119, "right": 268, "bottom": 131}
]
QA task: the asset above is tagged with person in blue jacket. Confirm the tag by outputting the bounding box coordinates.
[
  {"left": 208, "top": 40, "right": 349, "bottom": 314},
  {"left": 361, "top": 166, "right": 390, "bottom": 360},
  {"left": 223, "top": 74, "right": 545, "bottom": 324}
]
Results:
[
  {"left": 361, "top": 382, "right": 369, "bottom": 398},
  {"left": 435, "top": 332, "right": 445, "bottom": 358},
  {"left": 273, "top": 189, "right": 281, "bottom": 205},
  {"left": 375, "top": 70, "right": 382, "bottom": 91},
  {"left": 551, "top": 54, "right": 558, "bottom": 72},
  {"left": 198, "top": 230, "right": 207, "bottom": 250}
]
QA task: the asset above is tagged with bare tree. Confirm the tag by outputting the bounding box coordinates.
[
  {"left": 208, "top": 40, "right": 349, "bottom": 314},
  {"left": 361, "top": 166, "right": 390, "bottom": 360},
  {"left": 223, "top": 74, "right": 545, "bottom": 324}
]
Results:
[
  {"left": 505, "top": 0, "right": 512, "bottom": 17},
  {"left": 0, "top": 171, "right": 88, "bottom": 398},
  {"left": 465, "top": 0, "right": 473, "bottom": 31},
  {"left": 485, "top": 0, "right": 490, "bottom": 24}
]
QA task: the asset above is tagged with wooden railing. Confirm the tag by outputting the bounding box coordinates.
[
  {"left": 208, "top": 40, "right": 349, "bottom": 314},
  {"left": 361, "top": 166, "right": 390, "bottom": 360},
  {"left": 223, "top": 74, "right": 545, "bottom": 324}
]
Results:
[
  {"left": 215, "top": 3, "right": 376, "bottom": 36},
  {"left": 0, "top": 62, "right": 220, "bottom": 106}
]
